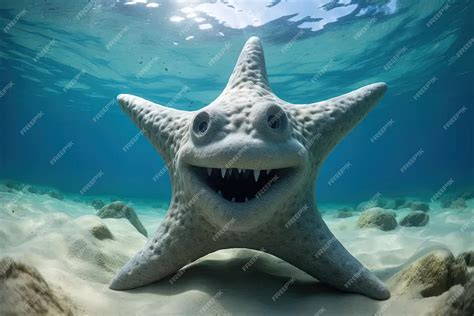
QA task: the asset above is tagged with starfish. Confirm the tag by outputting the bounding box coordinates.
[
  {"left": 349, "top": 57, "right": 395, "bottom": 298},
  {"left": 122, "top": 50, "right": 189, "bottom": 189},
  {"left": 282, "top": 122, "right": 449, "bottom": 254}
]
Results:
[{"left": 111, "top": 36, "right": 390, "bottom": 300}]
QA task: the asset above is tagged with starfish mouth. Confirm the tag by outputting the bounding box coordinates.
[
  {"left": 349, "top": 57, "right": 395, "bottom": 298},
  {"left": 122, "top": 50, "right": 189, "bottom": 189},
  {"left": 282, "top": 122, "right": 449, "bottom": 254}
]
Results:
[{"left": 190, "top": 166, "right": 290, "bottom": 203}]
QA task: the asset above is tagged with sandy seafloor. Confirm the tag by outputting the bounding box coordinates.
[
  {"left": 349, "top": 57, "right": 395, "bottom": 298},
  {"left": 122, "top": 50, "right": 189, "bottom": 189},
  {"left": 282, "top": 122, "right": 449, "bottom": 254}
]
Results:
[{"left": 0, "top": 182, "right": 473, "bottom": 316}]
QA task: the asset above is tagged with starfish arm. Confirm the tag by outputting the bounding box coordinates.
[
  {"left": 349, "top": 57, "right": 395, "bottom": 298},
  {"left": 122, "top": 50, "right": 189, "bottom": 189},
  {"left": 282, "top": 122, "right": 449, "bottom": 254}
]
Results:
[
  {"left": 266, "top": 210, "right": 390, "bottom": 300},
  {"left": 109, "top": 213, "right": 215, "bottom": 290},
  {"left": 222, "top": 36, "right": 271, "bottom": 93},
  {"left": 292, "top": 83, "right": 387, "bottom": 162},
  {"left": 117, "top": 94, "right": 191, "bottom": 162}
]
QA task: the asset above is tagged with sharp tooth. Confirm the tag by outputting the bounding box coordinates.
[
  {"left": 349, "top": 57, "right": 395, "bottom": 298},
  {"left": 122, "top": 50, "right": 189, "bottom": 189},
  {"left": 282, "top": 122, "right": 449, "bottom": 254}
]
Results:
[
  {"left": 245, "top": 197, "right": 248, "bottom": 202},
  {"left": 253, "top": 170, "right": 260, "bottom": 182},
  {"left": 231, "top": 197, "right": 235, "bottom": 202},
  {"left": 266, "top": 169, "right": 271, "bottom": 175},
  {"left": 207, "top": 168, "right": 212, "bottom": 176},
  {"left": 238, "top": 168, "right": 242, "bottom": 174},
  {"left": 220, "top": 168, "right": 226, "bottom": 178}
]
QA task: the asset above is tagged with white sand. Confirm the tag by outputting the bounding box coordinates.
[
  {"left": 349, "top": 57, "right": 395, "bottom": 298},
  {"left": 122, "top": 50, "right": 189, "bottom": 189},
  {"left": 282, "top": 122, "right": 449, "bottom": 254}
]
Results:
[{"left": 0, "top": 187, "right": 473, "bottom": 315}]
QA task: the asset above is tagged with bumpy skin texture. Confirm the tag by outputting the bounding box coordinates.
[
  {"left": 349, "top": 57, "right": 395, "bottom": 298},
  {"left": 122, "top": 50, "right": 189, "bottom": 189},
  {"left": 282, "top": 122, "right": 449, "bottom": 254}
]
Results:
[{"left": 111, "top": 37, "right": 390, "bottom": 300}]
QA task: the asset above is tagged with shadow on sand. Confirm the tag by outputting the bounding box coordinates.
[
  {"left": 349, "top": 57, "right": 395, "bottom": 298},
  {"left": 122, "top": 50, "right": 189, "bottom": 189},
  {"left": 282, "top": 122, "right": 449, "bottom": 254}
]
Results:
[{"left": 121, "top": 249, "right": 387, "bottom": 315}]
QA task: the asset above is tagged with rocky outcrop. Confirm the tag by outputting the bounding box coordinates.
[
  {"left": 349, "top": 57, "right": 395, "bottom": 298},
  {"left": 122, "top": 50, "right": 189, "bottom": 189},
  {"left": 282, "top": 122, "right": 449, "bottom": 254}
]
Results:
[
  {"left": 391, "top": 249, "right": 469, "bottom": 298},
  {"left": 335, "top": 207, "right": 353, "bottom": 218},
  {"left": 430, "top": 280, "right": 474, "bottom": 316},
  {"left": 456, "top": 251, "right": 474, "bottom": 267},
  {"left": 450, "top": 198, "right": 467, "bottom": 209},
  {"left": 46, "top": 190, "right": 64, "bottom": 201},
  {"left": 460, "top": 191, "right": 474, "bottom": 200},
  {"left": 27, "top": 185, "right": 47, "bottom": 194},
  {"left": 356, "top": 197, "right": 410, "bottom": 212},
  {"left": 399, "top": 211, "right": 429, "bottom": 227},
  {"left": 97, "top": 202, "right": 147, "bottom": 237},
  {"left": 356, "top": 198, "right": 384, "bottom": 212},
  {"left": 335, "top": 211, "right": 353, "bottom": 218},
  {"left": 384, "top": 198, "right": 407, "bottom": 210},
  {"left": 4, "top": 180, "right": 27, "bottom": 191},
  {"left": 0, "top": 257, "right": 75, "bottom": 315},
  {"left": 441, "top": 191, "right": 472, "bottom": 208},
  {"left": 357, "top": 207, "right": 397, "bottom": 231},
  {"left": 410, "top": 201, "right": 429, "bottom": 212}
]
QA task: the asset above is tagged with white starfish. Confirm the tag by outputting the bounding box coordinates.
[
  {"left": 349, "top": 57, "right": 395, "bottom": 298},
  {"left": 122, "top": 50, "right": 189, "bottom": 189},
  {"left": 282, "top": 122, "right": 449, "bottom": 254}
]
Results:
[{"left": 111, "top": 36, "right": 389, "bottom": 300}]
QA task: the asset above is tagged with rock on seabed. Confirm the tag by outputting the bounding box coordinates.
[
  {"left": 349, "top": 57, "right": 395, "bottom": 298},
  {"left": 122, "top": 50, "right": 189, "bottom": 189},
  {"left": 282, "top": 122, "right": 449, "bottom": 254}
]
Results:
[
  {"left": 391, "top": 249, "right": 469, "bottom": 298},
  {"left": 399, "top": 211, "right": 429, "bottom": 227},
  {"left": 97, "top": 201, "right": 147, "bottom": 237},
  {"left": 0, "top": 257, "right": 75, "bottom": 315},
  {"left": 357, "top": 207, "right": 397, "bottom": 231}
]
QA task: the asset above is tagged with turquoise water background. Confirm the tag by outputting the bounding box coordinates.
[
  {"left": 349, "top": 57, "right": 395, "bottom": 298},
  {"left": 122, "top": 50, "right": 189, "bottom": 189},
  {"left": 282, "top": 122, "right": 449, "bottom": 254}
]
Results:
[{"left": 1, "top": 0, "right": 473, "bottom": 203}]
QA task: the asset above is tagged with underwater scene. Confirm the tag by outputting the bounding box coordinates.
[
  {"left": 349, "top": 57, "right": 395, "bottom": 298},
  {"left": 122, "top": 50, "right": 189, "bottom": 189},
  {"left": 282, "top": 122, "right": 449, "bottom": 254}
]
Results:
[{"left": 1, "top": 0, "right": 473, "bottom": 315}]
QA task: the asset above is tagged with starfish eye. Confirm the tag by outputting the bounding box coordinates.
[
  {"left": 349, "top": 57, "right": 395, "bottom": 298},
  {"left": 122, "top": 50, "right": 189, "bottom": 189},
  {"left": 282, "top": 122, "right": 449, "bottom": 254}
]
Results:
[
  {"left": 198, "top": 121, "right": 208, "bottom": 133},
  {"left": 265, "top": 105, "right": 288, "bottom": 132},
  {"left": 267, "top": 115, "right": 280, "bottom": 129},
  {"left": 192, "top": 111, "right": 210, "bottom": 136}
]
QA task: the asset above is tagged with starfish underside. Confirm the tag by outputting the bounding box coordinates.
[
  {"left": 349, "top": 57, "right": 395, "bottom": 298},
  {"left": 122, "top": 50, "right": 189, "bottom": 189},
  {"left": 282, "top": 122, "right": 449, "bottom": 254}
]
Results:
[{"left": 111, "top": 36, "right": 390, "bottom": 300}]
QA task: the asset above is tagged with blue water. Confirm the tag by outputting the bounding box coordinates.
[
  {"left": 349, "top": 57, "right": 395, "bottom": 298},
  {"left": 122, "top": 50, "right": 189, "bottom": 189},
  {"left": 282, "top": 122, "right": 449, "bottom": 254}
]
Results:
[{"left": 1, "top": 0, "right": 473, "bottom": 203}]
